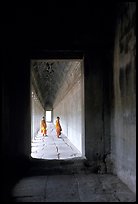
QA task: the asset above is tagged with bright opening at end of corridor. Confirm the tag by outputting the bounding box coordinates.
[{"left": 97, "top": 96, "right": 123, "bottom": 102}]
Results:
[{"left": 46, "top": 111, "right": 52, "bottom": 122}]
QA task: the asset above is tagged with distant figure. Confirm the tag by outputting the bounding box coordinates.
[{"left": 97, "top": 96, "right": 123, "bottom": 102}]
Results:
[
  {"left": 55, "top": 116, "right": 62, "bottom": 138},
  {"left": 40, "top": 116, "right": 47, "bottom": 136}
]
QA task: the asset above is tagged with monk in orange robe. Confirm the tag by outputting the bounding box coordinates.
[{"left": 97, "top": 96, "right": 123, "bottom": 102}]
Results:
[
  {"left": 40, "top": 116, "right": 47, "bottom": 136},
  {"left": 55, "top": 116, "right": 62, "bottom": 138}
]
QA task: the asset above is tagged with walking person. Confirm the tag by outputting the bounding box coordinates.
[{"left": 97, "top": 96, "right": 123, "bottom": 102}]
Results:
[
  {"left": 55, "top": 116, "right": 62, "bottom": 138},
  {"left": 40, "top": 116, "right": 47, "bottom": 136}
]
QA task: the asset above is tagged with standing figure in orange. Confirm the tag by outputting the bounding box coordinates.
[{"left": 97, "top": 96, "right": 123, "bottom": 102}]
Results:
[
  {"left": 40, "top": 116, "right": 47, "bottom": 136},
  {"left": 55, "top": 116, "right": 62, "bottom": 138}
]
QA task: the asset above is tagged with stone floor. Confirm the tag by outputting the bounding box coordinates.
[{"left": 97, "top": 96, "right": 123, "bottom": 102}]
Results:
[
  {"left": 9, "top": 123, "right": 136, "bottom": 202},
  {"left": 6, "top": 123, "right": 136, "bottom": 202},
  {"left": 11, "top": 171, "right": 136, "bottom": 202},
  {"left": 31, "top": 123, "right": 82, "bottom": 160}
]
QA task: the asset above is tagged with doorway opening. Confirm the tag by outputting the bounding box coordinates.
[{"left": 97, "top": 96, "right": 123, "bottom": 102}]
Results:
[
  {"left": 46, "top": 110, "right": 52, "bottom": 122},
  {"left": 30, "top": 58, "right": 85, "bottom": 160}
]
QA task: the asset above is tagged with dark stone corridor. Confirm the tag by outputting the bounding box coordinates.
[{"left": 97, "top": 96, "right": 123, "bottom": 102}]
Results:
[{"left": 1, "top": 2, "right": 136, "bottom": 202}]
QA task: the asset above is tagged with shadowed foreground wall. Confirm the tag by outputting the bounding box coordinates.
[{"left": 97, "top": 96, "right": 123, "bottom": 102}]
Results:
[{"left": 111, "top": 3, "right": 136, "bottom": 193}]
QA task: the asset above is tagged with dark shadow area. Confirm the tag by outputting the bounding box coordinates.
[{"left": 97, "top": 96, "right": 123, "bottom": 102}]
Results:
[
  {"left": 1, "top": 157, "right": 30, "bottom": 202},
  {"left": 0, "top": 157, "right": 91, "bottom": 202}
]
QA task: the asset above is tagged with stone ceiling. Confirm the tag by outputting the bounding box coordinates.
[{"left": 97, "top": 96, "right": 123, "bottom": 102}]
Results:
[{"left": 31, "top": 60, "right": 81, "bottom": 109}]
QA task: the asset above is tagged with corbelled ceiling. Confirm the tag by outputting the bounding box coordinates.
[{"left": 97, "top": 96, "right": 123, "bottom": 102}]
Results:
[{"left": 31, "top": 60, "right": 81, "bottom": 109}]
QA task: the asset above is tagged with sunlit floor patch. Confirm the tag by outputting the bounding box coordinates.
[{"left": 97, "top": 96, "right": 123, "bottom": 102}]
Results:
[{"left": 31, "top": 123, "right": 82, "bottom": 160}]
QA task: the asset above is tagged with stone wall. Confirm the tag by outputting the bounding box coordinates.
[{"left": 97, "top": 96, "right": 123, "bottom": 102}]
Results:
[
  {"left": 84, "top": 50, "right": 113, "bottom": 173},
  {"left": 53, "top": 61, "right": 84, "bottom": 154},
  {"left": 111, "top": 2, "right": 136, "bottom": 193},
  {"left": 31, "top": 85, "right": 45, "bottom": 141}
]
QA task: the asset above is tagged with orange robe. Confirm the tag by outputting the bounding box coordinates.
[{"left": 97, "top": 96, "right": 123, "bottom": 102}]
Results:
[
  {"left": 40, "top": 119, "right": 47, "bottom": 135},
  {"left": 55, "top": 119, "right": 62, "bottom": 137}
]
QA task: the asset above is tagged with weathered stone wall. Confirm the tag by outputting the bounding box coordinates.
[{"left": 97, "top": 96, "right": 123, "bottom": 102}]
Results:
[
  {"left": 53, "top": 78, "right": 82, "bottom": 153},
  {"left": 1, "top": 59, "right": 11, "bottom": 159},
  {"left": 1, "top": 52, "right": 31, "bottom": 160},
  {"left": 84, "top": 51, "right": 112, "bottom": 173},
  {"left": 111, "top": 2, "right": 136, "bottom": 193},
  {"left": 31, "top": 85, "right": 45, "bottom": 141},
  {"left": 53, "top": 61, "right": 83, "bottom": 154}
]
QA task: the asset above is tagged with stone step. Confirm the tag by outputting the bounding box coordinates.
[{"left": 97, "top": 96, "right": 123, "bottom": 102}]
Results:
[{"left": 28, "top": 158, "right": 98, "bottom": 175}]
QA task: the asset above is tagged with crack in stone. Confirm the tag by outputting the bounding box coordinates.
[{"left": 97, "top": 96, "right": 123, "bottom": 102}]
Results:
[
  {"left": 56, "top": 146, "right": 60, "bottom": 159},
  {"left": 44, "top": 176, "right": 48, "bottom": 200},
  {"left": 61, "top": 137, "right": 74, "bottom": 150},
  {"left": 73, "top": 174, "right": 81, "bottom": 202}
]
